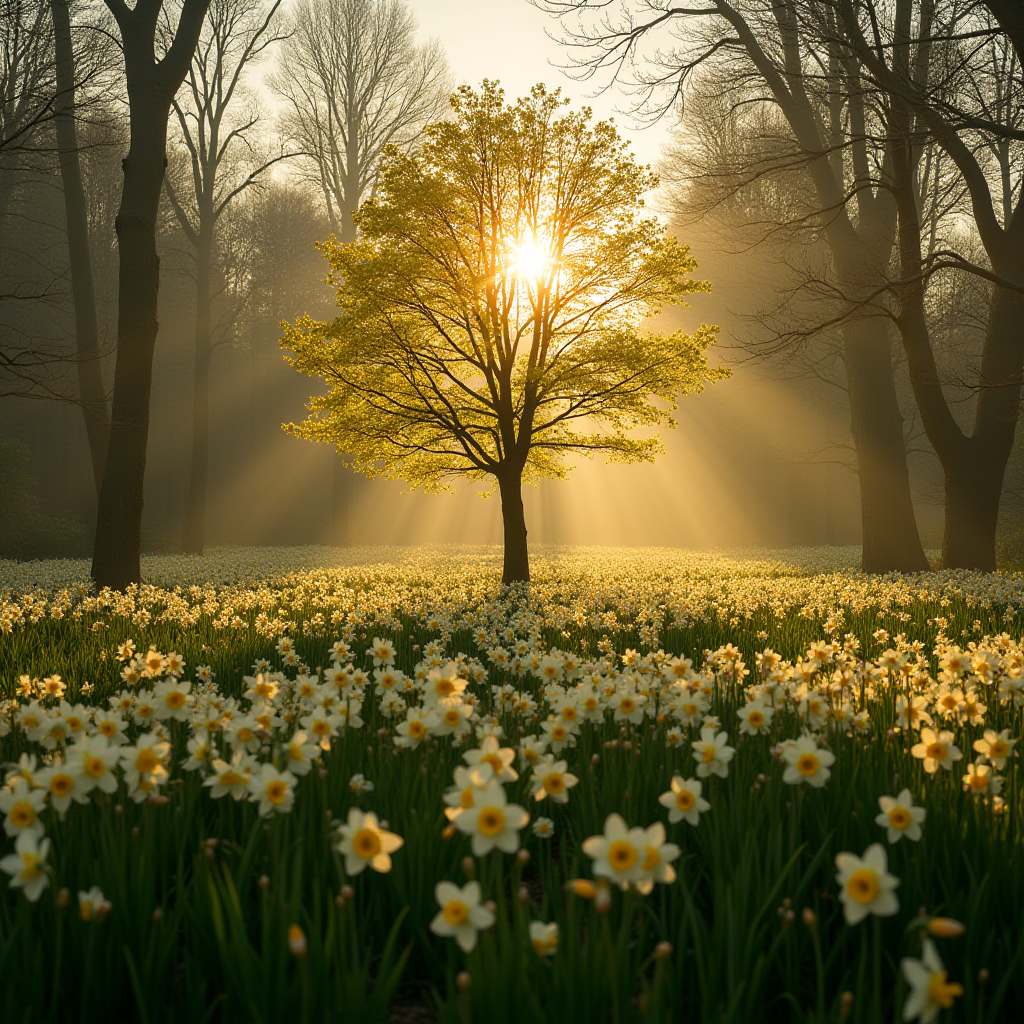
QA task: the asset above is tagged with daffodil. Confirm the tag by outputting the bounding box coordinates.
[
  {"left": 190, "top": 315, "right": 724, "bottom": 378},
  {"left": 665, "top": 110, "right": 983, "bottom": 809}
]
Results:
[
  {"left": 692, "top": 727, "right": 735, "bottom": 778},
  {"left": 430, "top": 880, "right": 495, "bottom": 952},
  {"left": 633, "top": 823, "right": 680, "bottom": 894},
  {"left": 901, "top": 940, "right": 963, "bottom": 1023},
  {"left": 335, "top": 808, "right": 403, "bottom": 874},
  {"left": 394, "top": 708, "right": 436, "bottom": 749},
  {"left": 35, "top": 757, "right": 82, "bottom": 819},
  {"left": 910, "top": 728, "right": 962, "bottom": 773},
  {"left": 203, "top": 751, "right": 256, "bottom": 800},
  {"left": 962, "top": 762, "right": 1003, "bottom": 797},
  {"left": 737, "top": 700, "right": 773, "bottom": 736},
  {"left": 782, "top": 735, "right": 835, "bottom": 788},
  {"left": 875, "top": 789, "right": 926, "bottom": 843},
  {"left": 835, "top": 844, "right": 900, "bottom": 925},
  {"left": 532, "top": 817, "right": 555, "bottom": 839},
  {"left": 78, "top": 885, "right": 111, "bottom": 921},
  {"left": 453, "top": 780, "right": 529, "bottom": 855},
  {"left": 250, "top": 764, "right": 297, "bottom": 816},
  {"left": 0, "top": 778, "right": 47, "bottom": 839},
  {"left": 530, "top": 921, "right": 558, "bottom": 956},
  {"left": 0, "top": 831, "right": 50, "bottom": 902},
  {"left": 464, "top": 735, "right": 519, "bottom": 783},
  {"left": 529, "top": 756, "right": 579, "bottom": 804},
  {"left": 658, "top": 776, "right": 709, "bottom": 826},
  {"left": 582, "top": 814, "right": 646, "bottom": 888},
  {"left": 443, "top": 765, "right": 493, "bottom": 822},
  {"left": 119, "top": 733, "right": 171, "bottom": 801},
  {"left": 66, "top": 736, "right": 120, "bottom": 795},
  {"left": 972, "top": 728, "right": 1016, "bottom": 769}
]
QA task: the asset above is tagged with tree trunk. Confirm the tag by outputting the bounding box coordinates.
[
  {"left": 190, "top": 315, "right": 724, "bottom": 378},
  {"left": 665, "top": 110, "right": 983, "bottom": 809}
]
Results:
[
  {"left": 941, "top": 285, "right": 1024, "bottom": 570},
  {"left": 91, "top": 112, "right": 170, "bottom": 590},
  {"left": 498, "top": 471, "right": 530, "bottom": 585},
  {"left": 329, "top": 194, "right": 359, "bottom": 547},
  {"left": 50, "top": 0, "right": 109, "bottom": 498},
  {"left": 843, "top": 316, "right": 930, "bottom": 573},
  {"left": 182, "top": 229, "right": 212, "bottom": 554}
]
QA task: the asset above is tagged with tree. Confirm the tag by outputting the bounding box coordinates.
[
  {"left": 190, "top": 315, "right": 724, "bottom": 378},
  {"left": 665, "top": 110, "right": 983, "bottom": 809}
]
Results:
[
  {"left": 283, "top": 83, "right": 723, "bottom": 584},
  {"left": 163, "top": 0, "right": 287, "bottom": 554},
  {"left": 271, "top": 0, "right": 450, "bottom": 547},
  {"left": 50, "top": 0, "right": 109, "bottom": 498},
  {"left": 91, "top": 0, "right": 211, "bottom": 590},
  {"left": 833, "top": 0, "right": 1024, "bottom": 568},
  {"left": 538, "top": 0, "right": 931, "bottom": 572}
]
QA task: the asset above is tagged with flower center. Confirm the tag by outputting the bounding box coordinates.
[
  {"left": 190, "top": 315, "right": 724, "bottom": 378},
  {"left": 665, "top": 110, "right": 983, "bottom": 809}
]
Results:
[
  {"left": 221, "top": 771, "right": 241, "bottom": 787},
  {"left": 353, "top": 827, "right": 381, "bottom": 858},
  {"left": 483, "top": 754, "right": 504, "bottom": 774},
  {"left": 608, "top": 840, "right": 638, "bottom": 872},
  {"left": 85, "top": 756, "right": 105, "bottom": 778},
  {"left": 926, "top": 742, "right": 947, "bottom": 761},
  {"left": 436, "top": 679, "right": 455, "bottom": 697},
  {"left": 620, "top": 699, "right": 635, "bottom": 714},
  {"left": 846, "top": 868, "right": 879, "bottom": 905},
  {"left": 797, "top": 753, "right": 820, "bottom": 777},
  {"left": 702, "top": 747, "right": 717, "bottom": 763},
  {"left": 968, "top": 773, "right": 988, "bottom": 792},
  {"left": 675, "top": 790, "right": 695, "bottom": 811},
  {"left": 542, "top": 773, "right": 565, "bottom": 794},
  {"left": 444, "top": 709, "right": 461, "bottom": 727},
  {"left": 888, "top": 807, "right": 911, "bottom": 829},
  {"left": 552, "top": 726, "right": 567, "bottom": 742},
  {"left": 51, "top": 775, "right": 73, "bottom": 796},
  {"left": 562, "top": 707, "right": 577, "bottom": 721},
  {"left": 478, "top": 807, "right": 506, "bottom": 836},
  {"left": 928, "top": 971, "right": 963, "bottom": 1009},
  {"left": 749, "top": 712, "right": 764, "bottom": 727},
  {"left": 266, "top": 781, "right": 288, "bottom": 804},
  {"left": 642, "top": 845, "right": 661, "bottom": 871},
  {"left": 136, "top": 748, "right": 161, "bottom": 774},
  {"left": 166, "top": 692, "right": 186, "bottom": 710},
  {"left": 10, "top": 803, "right": 34, "bottom": 827},
  {"left": 443, "top": 900, "right": 469, "bottom": 925}
]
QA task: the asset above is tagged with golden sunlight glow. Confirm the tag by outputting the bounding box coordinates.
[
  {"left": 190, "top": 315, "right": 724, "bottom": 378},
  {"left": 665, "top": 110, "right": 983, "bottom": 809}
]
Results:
[{"left": 510, "top": 233, "right": 552, "bottom": 282}]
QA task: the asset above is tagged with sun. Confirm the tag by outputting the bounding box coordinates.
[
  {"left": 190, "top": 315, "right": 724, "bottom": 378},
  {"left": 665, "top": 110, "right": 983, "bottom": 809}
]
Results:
[{"left": 511, "top": 233, "right": 552, "bottom": 282}]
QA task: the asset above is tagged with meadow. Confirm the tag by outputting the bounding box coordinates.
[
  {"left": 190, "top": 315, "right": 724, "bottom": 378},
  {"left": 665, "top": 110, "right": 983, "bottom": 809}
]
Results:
[{"left": 0, "top": 545, "right": 1022, "bottom": 1023}]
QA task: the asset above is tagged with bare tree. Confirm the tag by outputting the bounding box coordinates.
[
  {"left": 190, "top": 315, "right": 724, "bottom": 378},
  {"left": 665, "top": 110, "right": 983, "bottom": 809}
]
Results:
[
  {"left": 163, "top": 0, "right": 288, "bottom": 554},
  {"left": 833, "top": 0, "right": 1024, "bottom": 569},
  {"left": 49, "top": 0, "right": 110, "bottom": 497},
  {"left": 270, "top": 0, "right": 450, "bottom": 546},
  {"left": 538, "top": 0, "right": 929, "bottom": 571},
  {"left": 91, "top": 0, "right": 211, "bottom": 590}
]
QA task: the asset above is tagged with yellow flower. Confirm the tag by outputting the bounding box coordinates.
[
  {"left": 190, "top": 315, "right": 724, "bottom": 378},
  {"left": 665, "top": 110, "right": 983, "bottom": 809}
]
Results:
[
  {"left": 530, "top": 921, "right": 559, "bottom": 957},
  {"left": 335, "top": 808, "right": 404, "bottom": 875},
  {"left": 429, "top": 880, "right": 494, "bottom": 952},
  {"left": 834, "top": 844, "right": 900, "bottom": 925}
]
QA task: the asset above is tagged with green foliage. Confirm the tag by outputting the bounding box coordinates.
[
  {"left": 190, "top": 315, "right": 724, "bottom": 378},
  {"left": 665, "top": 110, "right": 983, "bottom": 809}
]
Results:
[
  {"left": 0, "top": 440, "right": 90, "bottom": 560},
  {"left": 283, "top": 81, "right": 725, "bottom": 492}
]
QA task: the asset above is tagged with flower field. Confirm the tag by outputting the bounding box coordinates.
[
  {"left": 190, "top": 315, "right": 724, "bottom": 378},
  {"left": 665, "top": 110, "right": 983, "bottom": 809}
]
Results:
[{"left": 0, "top": 545, "right": 1022, "bottom": 1023}]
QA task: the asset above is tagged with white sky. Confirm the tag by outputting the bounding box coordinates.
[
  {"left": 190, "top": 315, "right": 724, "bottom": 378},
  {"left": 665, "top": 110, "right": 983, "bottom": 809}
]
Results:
[{"left": 411, "top": 0, "right": 675, "bottom": 169}]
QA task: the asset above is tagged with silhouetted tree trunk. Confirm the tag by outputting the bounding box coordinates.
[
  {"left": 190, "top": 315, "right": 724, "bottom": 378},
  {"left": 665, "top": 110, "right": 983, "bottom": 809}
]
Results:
[
  {"left": 91, "top": 0, "right": 210, "bottom": 590},
  {"left": 498, "top": 470, "right": 529, "bottom": 585},
  {"left": 50, "top": 0, "right": 109, "bottom": 499}
]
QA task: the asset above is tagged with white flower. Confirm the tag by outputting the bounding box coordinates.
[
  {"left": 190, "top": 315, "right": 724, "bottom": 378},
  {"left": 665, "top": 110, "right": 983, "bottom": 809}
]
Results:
[
  {"left": 782, "top": 735, "right": 836, "bottom": 788},
  {"left": 692, "top": 727, "right": 735, "bottom": 778},
  {"left": 463, "top": 735, "right": 518, "bottom": 783},
  {"left": 658, "top": 776, "right": 709, "bottom": 826},
  {"left": 582, "top": 813, "right": 646, "bottom": 887},
  {"left": 453, "top": 781, "right": 529, "bottom": 856},
  {"left": 430, "top": 880, "right": 495, "bottom": 952},
  {"left": 394, "top": 708, "right": 436, "bottom": 749},
  {"left": 0, "top": 831, "right": 50, "bottom": 902},
  {"left": 962, "top": 762, "right": 1003, "bottom": 797},
  {"left": 972, "top": 728, "right": 1016, "bottom": 769},
  {"left": 203, "top": 751, "right": 256, "bottom": 800},
  {"left": 35, "top": 757, "right": 83, "bottom": 819},
  {"left": 737, "top": 700, "right": 773, "bottom": 736},
  {"left": 66, "top": 735, "right": 119, "bottom": 795},
  {"left": 633, "top": 822, "right": 680, "bottom": 894},
  {"left": 335, "top": 808, "right": 403, "bottom": 875},
  {"left": 530, "top": 921, "right": 559, "bottom": 956},
  {"left": 834, "top": 843, "right": 900, "bottom": 925},
  {"left": 532, "top": 817, "right": 555, "bottom": 839},
  {"left": 349, "top": 773, "right": 375, "bottom": 796},
  {"left": 0, "top": 778, "right": 47, "bottom": 839},
  {"left": 875, "top": 789, "right": 926, "bottom": 843},
  {"left": 78, "top": 885, "right": 111, "bottom": 921},
  {"left": 901, "top": 939, "right": 963, "bottom": 1023},
  {"left": 250, "top": 764, "right": 297, "bottom": 817},
  {"left": 529, "top": 756, "right": 579, "bottom": 804},
  {"left": 283, "top": 731, "right": 320, "bottom": 776},
  {"left": 910, "top": 728, "right": 961, "bottom": 773}
]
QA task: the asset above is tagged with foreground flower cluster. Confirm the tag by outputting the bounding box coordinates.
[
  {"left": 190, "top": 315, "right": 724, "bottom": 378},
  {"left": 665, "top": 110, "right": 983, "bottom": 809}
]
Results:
[{"left": 0, "top": 546, "right": 1021, "bottom": 1021}]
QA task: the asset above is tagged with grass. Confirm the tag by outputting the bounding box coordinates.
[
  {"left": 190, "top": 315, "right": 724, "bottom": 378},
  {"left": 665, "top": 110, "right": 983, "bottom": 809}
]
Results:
[{"left": 0, "top": 546, "right": 1021, "bottom": 1023}]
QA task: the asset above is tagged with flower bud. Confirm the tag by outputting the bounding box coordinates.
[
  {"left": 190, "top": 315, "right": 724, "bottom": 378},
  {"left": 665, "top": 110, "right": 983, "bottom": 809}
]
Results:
[
  {"left": 591, "top": 754, "right": 600, "bottom": 766},
  {"left": 319, "top": 768, "right": 328, "bottom": 779},
  {"left": 152, "top": 907, "right": 163, "bottom": 923},
  {"left": 978, "top": 968, "right": 989, "bottom": 985},
  {"left": 258, "top": 875, "right": 270, "bottom": 892},
  {"left": 325, "top": 809, "right": 333, "bottom": 822},
  {"left": 114, "top": 804, "right": 124, "bottom": 816},
  {"left": 56, "top": 887, "right": 70, "bottom": 910},
  {"left": 442, "top": 824, "right": 457, "bottom": 841},
  {"left": 340, "top": 885, "right": 355, "bottom": 902},
  {"left": 288, "top": 924, "right": 307, "bottom": 959},
  {"left": 484, "top": 900, "right": 497, "bottom": 915},
  {"left": 839, "top": 991, "right": 854, "bottom": 1019},
  {"left": 622, "top": 740, "right": 632, "bottom": 752},
  {"left": 456, "top": 971, "right": 472, "bottom": 993},
  {"left": 566, "top": 878, "right": 596, "bottom": 900},
  {"left": 517, "top": 886, "right": 530, "bottom": 904},
  {"left": 654, "top": 941, "right": 673, "bottom": 961},
  {"left": 928, "top": 917, "right": 965, "bottom": 938},
  {"left": 802, "top": 908, "right": 817, "bottom": 928},
  {"left": 461, "top": 856, "right": 476, "bottom": 879},
  {"left": 516, "top": 849, "right": 530, "bottom": 866},
  {"left": 594, "top": 885, "right": 612, "bottom": 915}
]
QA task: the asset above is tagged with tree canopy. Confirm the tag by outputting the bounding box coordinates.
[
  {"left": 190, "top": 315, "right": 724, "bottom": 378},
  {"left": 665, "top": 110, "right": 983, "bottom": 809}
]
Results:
[{"left": 283, "top": 82, "right": 722, "bottom": 579}]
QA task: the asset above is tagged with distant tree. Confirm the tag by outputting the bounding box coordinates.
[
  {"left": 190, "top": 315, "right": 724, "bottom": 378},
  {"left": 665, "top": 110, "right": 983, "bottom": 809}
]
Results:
[
  {"left": 90, "top": 0, "right": 211, "bottom": 590},
  {"left": 163, "top": 0, "right": 287, "bottom": 555},
  {"left": 283, "top": 84, "right": 723, "bottom": 583},
  {"left": 271, "top": 0, "right": 450, "bottom": 547}
]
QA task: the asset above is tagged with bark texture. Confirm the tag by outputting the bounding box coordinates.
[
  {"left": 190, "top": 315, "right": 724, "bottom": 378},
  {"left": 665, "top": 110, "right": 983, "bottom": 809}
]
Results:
[{"left": 498, "top": 472, "right": 530, "bottom": 585}]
